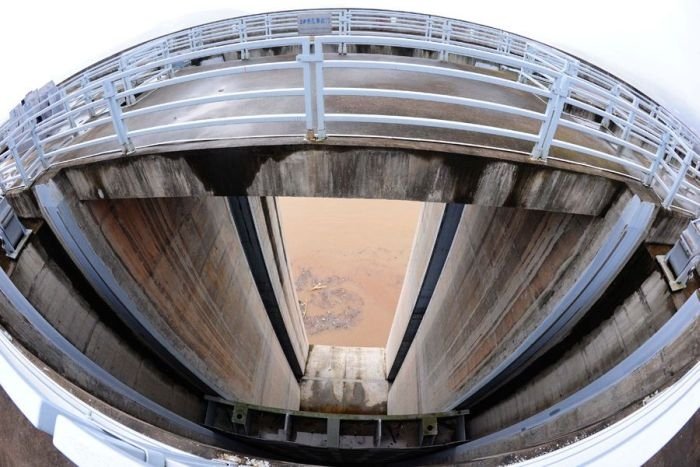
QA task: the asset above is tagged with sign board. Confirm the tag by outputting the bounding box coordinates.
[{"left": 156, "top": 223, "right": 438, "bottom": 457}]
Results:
[{"left": 298, "top": 12, "right": 333, "bottom": 36}]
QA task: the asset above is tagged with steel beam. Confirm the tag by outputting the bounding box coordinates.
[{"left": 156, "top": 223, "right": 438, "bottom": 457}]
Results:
[
  {"left": 387, "top": 203, "right": 464, "bottom": 381},
  {"left": 227, "top": 196, "right": 304, "bottom": 378}
]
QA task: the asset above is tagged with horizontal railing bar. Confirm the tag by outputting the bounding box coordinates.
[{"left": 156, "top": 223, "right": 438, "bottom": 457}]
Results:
[
  {"left": 127, "top": 114, "right": 307, "bottom": 137},
  {"left": 324, "top": 113, "right": 541, "bottom": 142},
  {"left": 556, "top": 119, "right": 656, "bottom": 161},
  {"left": 123, "top": 89, "right": 305, "bottom": 120},
  {"left": 44, "top": 134, "right": 121, "bottom": 159},
  {"left": 324, "top": 87, "right": 546, "bottom": 121},
  {"left": 317, "top": 35, "right": 564, "bottom": 74},
  {"left": 114, "top": 61, "right": 302, "bottom": 101},
  {"left": 323, "top": 60, "right": 551, "bottom": 97},
  {"left": 551, "top": 139, "right": 650, "bottom": 173}
]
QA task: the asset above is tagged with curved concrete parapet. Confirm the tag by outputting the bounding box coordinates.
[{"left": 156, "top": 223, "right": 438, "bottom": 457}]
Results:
[
  {"left": 0, "top": 290, "right": 696, "bottom": 466},
  {"left": 0, "top": 323, "right": 251, "bottom": 466},
  {"left": 513, "top": 362, "right": 700, "bottom": 466},
  {"left": 0, "top": 263, "right": 215, "bottom": 443}
]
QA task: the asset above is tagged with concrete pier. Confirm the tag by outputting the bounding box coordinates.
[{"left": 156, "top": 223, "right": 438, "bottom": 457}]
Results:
[{"left": 34, "top": 174, "right": 303, "bottom": 409}]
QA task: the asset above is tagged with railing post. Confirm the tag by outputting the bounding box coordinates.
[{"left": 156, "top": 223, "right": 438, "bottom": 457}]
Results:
[
  {"left": 565, "top": 58, "right": 580, "bottom": 78},
  {"left": 439, "top": 20, "right": 452, "bottom": 61},
  {"left": 338, "top": 10, "right": 350, "bottom": 54},
  {"left": 518, "top": 43, "right": 532, "bottom": 84},
  {"left": 425, "top": 16, "right": 434, "bottom": 42},
  {"left": 118, "top": 56, "right": 136, "bottom": 106},
  {"left": 615, "top": 97, "right": 638, "bottom": 156},
  {"left": 265, "top": 14, "right": 272, "bottom": 39},
  {"left": 189, "top": 27, "right": 203, "bottom": 51},
  {"left": 531, "top": 72, "right": 571, "bottom": 160},
  {"left": 498, "top": 32, "right": 511, "bottom": 55},
  {"left": 300, "top": 41, "right": 314, "bottom": 140},
  {"left": 646, "top": 132, "right": 671, "bottom": 186},
  {"left": 161, "top": 40, "right": 174, "bottom": 79},
  {"left": 238, "top": 20, "right": 249, "bottom": 60},
  {"left": 497, "top": 32, "right": 512, "bottom": 71},
  {"left": 662, "top": 147, "right": 696, "bottom": 208},
  {"left": 601, "top": 84, "right": 620, "bottom": 129},
  {"left": 58, "top": 89, "right": 77, "bottom": 129},
  {"left": 7, "top": 135, "right": 29, "bottom": 186},
  {"left": 314, "top": 40, "right": 326, "bottom": 141},
  {"left": 102, "top": 80, "right": 134, "bottom": 154},
  {"left": 30, "top": 123, "right": 48, "bottom": 169},
  {"left": 81, "top": 75, "right": 96, "bottom": 117},
  {"left": 298, "top": 38, "right": 326, "bottom": 141}
]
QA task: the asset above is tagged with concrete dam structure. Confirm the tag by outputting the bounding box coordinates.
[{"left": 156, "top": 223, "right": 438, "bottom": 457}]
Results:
[{"left": 0, "top": 8, "right": 698, "bottom": 466}]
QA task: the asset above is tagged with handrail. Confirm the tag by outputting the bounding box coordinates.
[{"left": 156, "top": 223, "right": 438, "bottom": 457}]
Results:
[{"left": 0, "top": 8, "right": 697, "bottom": 215}]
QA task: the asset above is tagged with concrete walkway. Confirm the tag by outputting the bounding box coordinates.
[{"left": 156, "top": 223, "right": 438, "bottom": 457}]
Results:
[{"left": 50, "top": 54, "right": 630, "bottom": 179}]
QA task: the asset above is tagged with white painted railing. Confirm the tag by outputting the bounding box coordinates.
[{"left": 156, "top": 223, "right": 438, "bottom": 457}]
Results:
[
  {"left": 0, "top": 9, "right": 697, "bottom": 215},
  {"left": 0, "top": 325, "right": 246, "bottom": 466},
  {"left": 515, "top": 361, "right": 700, "bottom": 466}
]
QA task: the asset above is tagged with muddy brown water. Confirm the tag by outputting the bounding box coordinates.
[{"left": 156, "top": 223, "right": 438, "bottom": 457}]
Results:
[{"left": 277, "top": 197, "right": 422, "bottom": 347}]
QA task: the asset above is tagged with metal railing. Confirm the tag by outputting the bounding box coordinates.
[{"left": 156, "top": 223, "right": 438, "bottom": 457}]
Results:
[{"left": 0, "top": 8, "right": 697, "bottom": 215}]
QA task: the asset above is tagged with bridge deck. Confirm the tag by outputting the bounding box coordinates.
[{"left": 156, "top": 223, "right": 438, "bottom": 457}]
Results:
[{"left": 52, "top": 55, "right": 635, "bottom": 181}]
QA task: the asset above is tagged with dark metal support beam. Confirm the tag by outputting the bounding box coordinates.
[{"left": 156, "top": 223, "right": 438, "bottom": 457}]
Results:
[
  {"left": 227, "top": 196, "right": 304, "bottom": 378},
  {"left": 387, "top": 203, "right": 465, "bottom": 381}
]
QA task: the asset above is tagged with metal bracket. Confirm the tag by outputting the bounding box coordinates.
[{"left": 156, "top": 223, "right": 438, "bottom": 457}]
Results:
[
  {"left": 0, "top": 197, "right": 31, "bottom": 259},
  {"left": 297, "top": 44, "right": 327, "bottom": 142},
  {"left": 658, "top": 219, "right": 700, "bottom": 291}
]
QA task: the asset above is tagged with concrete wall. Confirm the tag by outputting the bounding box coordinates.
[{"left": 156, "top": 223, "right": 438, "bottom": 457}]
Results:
[
  {"left": 417, "top": 301, "right": 699, "bottom": 464},
  {"left": 468, "top": 270, "right": 675, "bottom": 437},
  {"left": 387, "top": 192, "right": 633, "bottom": 414},
  {"left": 38, "top": 175, "right": 300, "bottom": 409},
  {"left": 248, "top": 196, "right": 308, "bottom": 372},
  {"left": 385, "top": 202, "right": 445, "bottom": 375},
  {"left": 59, "top": 145, "right": 621, "bottom": 216},
  {"left": 300, "top": 345, "right": 388, "bottom": 415},
  {"left": 4, "top": 226, "right": 202, "bottom": 420}
]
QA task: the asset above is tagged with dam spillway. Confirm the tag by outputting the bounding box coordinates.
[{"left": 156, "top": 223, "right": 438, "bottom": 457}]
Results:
[{"left": 0, "top": 8, "right": 698, "bottom": 466}]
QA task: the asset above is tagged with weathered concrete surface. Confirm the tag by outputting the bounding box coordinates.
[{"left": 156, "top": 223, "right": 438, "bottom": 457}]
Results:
[
  {"left": 387, "top": 191, "right": 635, "bottom": 415},
  {"left": 419, "top": 303, "right": 699, "bottom": 464},
  {"left": 38, "top": 174, "right": 300, "bottom": 409},
  {"left": 385, "top": 202, "right": 445, "bottom": 375},
  {"left": 60, "top": 145, "right": 622, "bottom": 217},
  {"left": 300, "top": 345, "right": 388, "bottom": 414},
  {"left": 248, "top": 196, "right": 308, "bottom": 374},
  {"left": 468, "top": 270, "right": 676, "bottom": 437},
  {"left": 5, "top": 225, "right": 202, "bottom": 420},
  {"left": 0, "top": 387, "right": 72, "bottom": 467}
]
